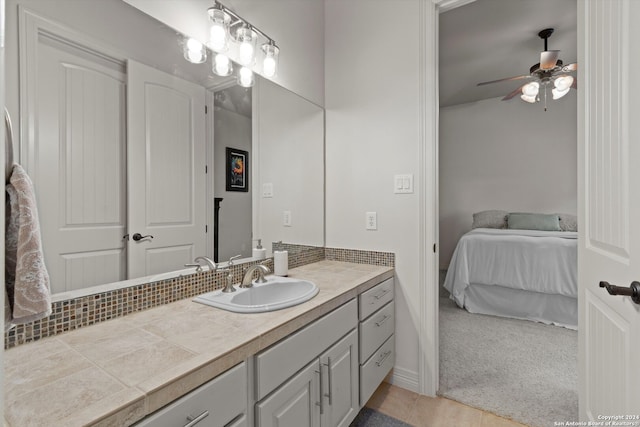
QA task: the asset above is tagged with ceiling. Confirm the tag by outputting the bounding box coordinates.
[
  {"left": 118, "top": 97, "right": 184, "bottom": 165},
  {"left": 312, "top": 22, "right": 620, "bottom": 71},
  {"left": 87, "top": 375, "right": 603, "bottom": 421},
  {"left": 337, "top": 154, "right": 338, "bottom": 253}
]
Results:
[{"left": 439, "top": 0, "right": 577, "bottom": 108}]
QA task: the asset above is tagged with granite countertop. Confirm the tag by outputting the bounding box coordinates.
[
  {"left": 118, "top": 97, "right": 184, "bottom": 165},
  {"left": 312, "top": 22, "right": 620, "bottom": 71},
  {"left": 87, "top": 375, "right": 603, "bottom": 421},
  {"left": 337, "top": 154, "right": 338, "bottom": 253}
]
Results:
[{"left": 4, "top": 260, "right": 394, "bottom": 426}]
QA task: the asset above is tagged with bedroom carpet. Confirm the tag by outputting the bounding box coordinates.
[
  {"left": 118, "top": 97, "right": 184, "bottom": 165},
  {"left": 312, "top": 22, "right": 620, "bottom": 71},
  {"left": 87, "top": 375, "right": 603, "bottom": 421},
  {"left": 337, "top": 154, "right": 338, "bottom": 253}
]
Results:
[{"left": 439, "top": 297, "right": 578, "bottom": 427}]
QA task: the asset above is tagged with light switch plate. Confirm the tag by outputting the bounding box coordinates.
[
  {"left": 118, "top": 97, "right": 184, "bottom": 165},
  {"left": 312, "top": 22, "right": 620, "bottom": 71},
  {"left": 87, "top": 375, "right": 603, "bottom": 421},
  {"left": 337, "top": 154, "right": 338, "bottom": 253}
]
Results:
[
  {"left": 393, "top": 174, "right": 413, "bottom": 194},
  {"left": 262, "top": 183, "right": 274, "bottom": 198},
  {"left": 283, "top": 210, "right": 292, "bottom": 227}
]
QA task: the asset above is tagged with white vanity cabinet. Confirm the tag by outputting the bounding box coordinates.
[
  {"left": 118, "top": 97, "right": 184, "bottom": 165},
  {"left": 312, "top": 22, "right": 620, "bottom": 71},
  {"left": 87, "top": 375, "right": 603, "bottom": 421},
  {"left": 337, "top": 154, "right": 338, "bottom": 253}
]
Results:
[
  {"left": 134, "top": 362, "right": 247, "bottom": 427},
  {"left": 358, "top": 278, "right": 395, "bottom": 406},
  {"left": 254, "top": 300, "right": 359, "bottom": 427}
]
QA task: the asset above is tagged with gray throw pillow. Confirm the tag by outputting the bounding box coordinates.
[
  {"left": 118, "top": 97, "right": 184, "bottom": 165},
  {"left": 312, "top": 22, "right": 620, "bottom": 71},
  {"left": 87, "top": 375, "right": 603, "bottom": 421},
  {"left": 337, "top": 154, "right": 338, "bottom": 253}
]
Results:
[
  {"left": 472, "top": 210, "right": 508, "bottom": 229},
  {"left": 508, "top": 213, "right": 561, "bottom": 231},
  {"left": 556, "top": 213, "right": 578, "bottom": 232}
]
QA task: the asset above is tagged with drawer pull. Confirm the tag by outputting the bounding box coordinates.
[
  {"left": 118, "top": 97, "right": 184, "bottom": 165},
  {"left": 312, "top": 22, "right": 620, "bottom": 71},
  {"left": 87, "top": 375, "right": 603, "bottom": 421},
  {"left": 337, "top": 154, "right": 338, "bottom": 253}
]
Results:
[
  {"left": 184, "top": 410, "right": 210, "bottom": 427},
  {"left": 371, "top": 288, "right": 390, "bottom": 303},
  {"left": 315, "top": 368, "right": 324, "bottom": 414},
  {"left": 323, "top": 357, "right": 333, "bottom": 405},
  {"left": 375, "top": 315, "right": 390, "bottom": 327},
  {"left": 376, "top": 350, "right": 392, "bottom": 367}
]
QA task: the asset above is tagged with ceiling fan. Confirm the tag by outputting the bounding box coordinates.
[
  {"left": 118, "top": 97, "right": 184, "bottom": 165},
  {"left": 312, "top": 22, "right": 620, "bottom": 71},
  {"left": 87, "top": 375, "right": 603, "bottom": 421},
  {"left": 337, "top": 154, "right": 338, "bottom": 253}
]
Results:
[{"left": 477, "top": 28, "right": 577, "bottom": 109}]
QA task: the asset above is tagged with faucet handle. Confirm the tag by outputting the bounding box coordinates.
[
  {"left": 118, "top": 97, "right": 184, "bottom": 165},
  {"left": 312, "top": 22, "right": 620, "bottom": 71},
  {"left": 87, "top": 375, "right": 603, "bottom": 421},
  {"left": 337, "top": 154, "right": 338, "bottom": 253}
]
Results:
[
  {"left": 228, "top": 254, "right": 242, "bottom": 266},
  {"left": 184, "top": 263, "right": 203, "bottom": 272}
]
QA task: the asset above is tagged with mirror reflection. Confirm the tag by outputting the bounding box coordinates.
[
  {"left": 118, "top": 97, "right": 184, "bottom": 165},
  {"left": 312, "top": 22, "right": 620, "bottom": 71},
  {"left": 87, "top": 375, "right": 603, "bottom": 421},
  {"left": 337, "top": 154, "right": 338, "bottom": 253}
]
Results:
[{"left": 6, "top": 0, "right": 324, "bottom": 297}]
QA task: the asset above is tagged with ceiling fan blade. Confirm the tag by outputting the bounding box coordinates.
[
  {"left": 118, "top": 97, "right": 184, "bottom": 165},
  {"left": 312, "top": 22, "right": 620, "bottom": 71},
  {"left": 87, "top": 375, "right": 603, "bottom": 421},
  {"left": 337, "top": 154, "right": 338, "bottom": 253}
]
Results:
[
  {"left": 562, "top": 62, "right": 578, "bottom": 72},
  {"left": 502, "top": 84, "right": 526, "bottom": 101},
  {"left": 477, "top": 75, "right": 531, "bottom": 86},
  {"left": 571, "top": 78, "right": 578, "bottom": 89},
  {"left": 540, "top": 50, "right": 560, "bottom": 70}
]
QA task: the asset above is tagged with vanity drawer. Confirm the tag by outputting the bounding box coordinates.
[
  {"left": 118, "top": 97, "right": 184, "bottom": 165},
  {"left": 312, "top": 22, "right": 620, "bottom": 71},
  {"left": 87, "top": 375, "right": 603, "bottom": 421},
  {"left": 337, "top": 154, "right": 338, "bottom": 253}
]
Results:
[
  {"left": 360, "top": 335, "right": 395, "bottom": 407},
  {"left": 134, "top": 362, "right": 246, "bottom": 427},
  {"left": 359, "top": 278, "right": 394, "bottom": 320},
  {"left": 255, "top": 299, "right": 358, "bottom": 400},
  {"left": 359, "top": 301, "right": 394, "bottom": 364}
]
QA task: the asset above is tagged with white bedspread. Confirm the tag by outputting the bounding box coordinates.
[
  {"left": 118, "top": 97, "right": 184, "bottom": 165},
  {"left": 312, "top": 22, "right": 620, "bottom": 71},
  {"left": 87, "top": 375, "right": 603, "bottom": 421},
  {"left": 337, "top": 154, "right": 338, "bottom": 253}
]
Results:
[{"left": 444, "top": 228, "right": 578, "bottom": 309}]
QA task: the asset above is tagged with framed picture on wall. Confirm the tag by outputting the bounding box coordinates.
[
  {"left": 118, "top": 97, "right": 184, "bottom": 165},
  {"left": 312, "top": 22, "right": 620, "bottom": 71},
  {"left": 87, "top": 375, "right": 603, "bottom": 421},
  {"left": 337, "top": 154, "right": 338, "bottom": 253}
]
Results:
[{"left": 226, "top": 147, "right": 249, "bottom": 192}]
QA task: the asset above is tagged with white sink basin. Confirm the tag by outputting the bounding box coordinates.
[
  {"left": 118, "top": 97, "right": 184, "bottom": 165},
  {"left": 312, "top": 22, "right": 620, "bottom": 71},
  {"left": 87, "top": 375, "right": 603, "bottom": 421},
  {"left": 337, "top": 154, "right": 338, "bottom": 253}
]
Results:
[{"left": 193, "top": 276, "right": 319, "bottom": 313}]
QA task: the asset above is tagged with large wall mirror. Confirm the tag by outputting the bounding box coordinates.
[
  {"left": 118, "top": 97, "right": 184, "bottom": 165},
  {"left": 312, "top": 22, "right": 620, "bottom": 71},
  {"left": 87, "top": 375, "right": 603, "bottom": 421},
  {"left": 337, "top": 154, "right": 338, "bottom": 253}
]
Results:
[{"left": 5, "top": 0, "right": 324, "bottom": 298}]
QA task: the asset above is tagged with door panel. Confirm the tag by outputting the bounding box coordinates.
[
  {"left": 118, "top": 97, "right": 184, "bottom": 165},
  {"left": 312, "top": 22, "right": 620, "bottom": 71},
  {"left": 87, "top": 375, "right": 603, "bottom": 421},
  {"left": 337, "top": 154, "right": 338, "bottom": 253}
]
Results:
[
  {"left": 127, "top": 60, "right": 206, "bottom": 278},
  {"left": 321, "top": 330, "right": 359, "bottom": 427},
  {"left": 36, "top": 36, "right": 126, "bottom": 294},
  {"left": 579, "top": 0, "right": 640, "bottom": 419},
  {"left": 256, "top": 360, "right": 320, "bottom": 427}
]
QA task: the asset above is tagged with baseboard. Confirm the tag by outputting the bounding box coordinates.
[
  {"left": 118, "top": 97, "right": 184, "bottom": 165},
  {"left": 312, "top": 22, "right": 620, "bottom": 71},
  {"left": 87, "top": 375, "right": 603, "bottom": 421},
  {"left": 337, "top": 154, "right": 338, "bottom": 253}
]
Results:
[{"left": 388, "top": 366, "right": 420, "bottom": 393}]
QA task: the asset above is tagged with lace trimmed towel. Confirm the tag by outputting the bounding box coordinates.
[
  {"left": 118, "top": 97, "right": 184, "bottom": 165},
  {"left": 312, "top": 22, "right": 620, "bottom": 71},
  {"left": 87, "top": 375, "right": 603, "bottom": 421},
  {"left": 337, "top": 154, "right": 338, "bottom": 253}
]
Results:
[{"left": 5, "top": 164, "right": 51, "bottom": 331}]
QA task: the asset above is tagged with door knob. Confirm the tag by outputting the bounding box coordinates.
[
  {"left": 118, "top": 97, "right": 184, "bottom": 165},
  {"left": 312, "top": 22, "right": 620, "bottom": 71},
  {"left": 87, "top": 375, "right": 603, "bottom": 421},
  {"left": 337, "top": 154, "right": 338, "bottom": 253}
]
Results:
[
  {"left": 599, "top": 281, "right": 640, "bottom": 304},
  {"left": 132, "top": 233, "right": 154, "bottom": 242}
]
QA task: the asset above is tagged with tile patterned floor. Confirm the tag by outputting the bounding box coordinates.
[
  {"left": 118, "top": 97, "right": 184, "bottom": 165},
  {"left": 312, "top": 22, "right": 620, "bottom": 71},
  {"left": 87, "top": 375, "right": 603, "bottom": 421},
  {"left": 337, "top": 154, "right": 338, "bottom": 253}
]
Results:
[{"left": 365, "top": 383, "right": 529, "bottom": 427}]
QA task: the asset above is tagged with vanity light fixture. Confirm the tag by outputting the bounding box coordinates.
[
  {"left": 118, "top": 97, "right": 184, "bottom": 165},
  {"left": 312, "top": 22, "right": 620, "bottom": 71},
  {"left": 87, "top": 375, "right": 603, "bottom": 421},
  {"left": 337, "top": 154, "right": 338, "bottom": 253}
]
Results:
[
  {"left": 238, "top": 66, "right": 254, "bottom": 88},
  {"left": 208, "top": 4, "right": 231, "bottom": 52},
  {"left": 197, "top": 1, "right": 279, "bottom": 85},
  {"left": 213, "top": 53, "right": 233, "bottom": 76},
  {"left": 236, "top": 24, "right": 257, "bottom": 66},
  {"left": 183, "top": 37, "right": 207, "bottom": 64},
  {"left": 261, "top": 41, "right": 279, "bottom": 78}
]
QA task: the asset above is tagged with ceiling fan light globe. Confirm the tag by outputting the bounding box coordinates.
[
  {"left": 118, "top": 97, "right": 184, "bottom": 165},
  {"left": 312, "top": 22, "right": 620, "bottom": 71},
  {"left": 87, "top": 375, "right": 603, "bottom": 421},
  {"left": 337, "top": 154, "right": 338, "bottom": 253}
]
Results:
[
  {"left": 554, "top": 75, "right": 574, "bottom": 91},
  {"left": 522, "top": 81, "right": 540, "bottom": 97},
  {"left": 521, "top": 94, "right": 537, "bottom": 103},
  {"left": 552, "top": 87, "right": 570, "bottom": 100}
]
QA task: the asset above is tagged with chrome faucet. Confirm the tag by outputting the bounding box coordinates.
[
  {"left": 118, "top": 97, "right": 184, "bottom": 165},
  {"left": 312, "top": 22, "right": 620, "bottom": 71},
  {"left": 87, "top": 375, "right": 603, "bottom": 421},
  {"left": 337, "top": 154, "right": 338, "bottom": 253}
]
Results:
[
  {"left": 220, "top": 255, "right": 242, "bottom": 293},
  {"left": 194, "top": 256, "right": 217, "bottom": 272},
  {"left": 240, "top": 263, "right": 270, "bottom": 288}
]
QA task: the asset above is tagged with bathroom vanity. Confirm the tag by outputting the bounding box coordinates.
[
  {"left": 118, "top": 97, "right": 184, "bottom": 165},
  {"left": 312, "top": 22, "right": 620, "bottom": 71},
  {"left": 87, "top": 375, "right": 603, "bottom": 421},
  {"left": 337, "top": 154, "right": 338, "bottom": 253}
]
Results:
[{"left": 3, "top": 261, "right": 394, "bottom": 426}]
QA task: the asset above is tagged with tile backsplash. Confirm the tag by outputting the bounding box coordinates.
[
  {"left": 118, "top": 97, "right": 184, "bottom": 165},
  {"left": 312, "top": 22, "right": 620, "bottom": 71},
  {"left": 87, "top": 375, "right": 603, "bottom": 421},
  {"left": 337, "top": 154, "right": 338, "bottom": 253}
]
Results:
[{"left": 5, "top": 245, "right": 394, "bottom": 349}]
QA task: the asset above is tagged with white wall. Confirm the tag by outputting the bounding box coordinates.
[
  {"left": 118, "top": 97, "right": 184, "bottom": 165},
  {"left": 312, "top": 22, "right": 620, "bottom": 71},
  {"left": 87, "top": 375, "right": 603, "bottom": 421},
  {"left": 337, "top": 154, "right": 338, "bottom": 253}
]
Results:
[
  {"left": 325, "top": 0, "right": 423, "bottom": 391},
  {"left": 123, "top": 0, "right": 325, "bottom": 106},
  {"left": 254, "top": 78, "right": 324, "bottom": 255},
  {"left": 214, "top": 107, "right": 253, "bottom": 261},
  {"left": 439, "top": 95, "right": 577, "bottom": 268}
]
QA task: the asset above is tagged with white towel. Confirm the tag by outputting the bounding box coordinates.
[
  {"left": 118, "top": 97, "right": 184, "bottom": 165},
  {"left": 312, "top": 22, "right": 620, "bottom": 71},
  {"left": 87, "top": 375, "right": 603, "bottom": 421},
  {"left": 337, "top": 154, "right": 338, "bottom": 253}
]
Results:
[{"left": 5, "top": 164, "right": 51, "bottom": 330}]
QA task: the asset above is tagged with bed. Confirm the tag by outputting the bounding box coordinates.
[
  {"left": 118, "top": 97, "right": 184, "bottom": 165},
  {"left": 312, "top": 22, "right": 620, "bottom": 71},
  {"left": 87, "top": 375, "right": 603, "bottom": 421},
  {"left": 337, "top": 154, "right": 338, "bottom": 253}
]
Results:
[{"left": 443, "top": 227, "right": 578, "bottom": 329}]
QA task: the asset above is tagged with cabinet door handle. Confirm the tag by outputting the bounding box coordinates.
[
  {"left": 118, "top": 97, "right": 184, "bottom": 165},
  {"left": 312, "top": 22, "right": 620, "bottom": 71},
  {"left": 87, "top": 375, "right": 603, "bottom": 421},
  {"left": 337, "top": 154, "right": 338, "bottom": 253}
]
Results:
[
  {"left": 376, "top": 350, "right": 392, "bottom": 367},
  {"left": 184, "top": 410, "right": 209, "bottom": 427},
  {"left": 315, "top": 367, "right": 324, "bottom": 414},
  {"left": 323, "top": 357, "right": 332, "bottom": 405},
  {"left": 371, "top": 288, "right": 390, "bottom": 303},
  {"left": 375, "top": 315, "right": 390, "bottom": 327}
]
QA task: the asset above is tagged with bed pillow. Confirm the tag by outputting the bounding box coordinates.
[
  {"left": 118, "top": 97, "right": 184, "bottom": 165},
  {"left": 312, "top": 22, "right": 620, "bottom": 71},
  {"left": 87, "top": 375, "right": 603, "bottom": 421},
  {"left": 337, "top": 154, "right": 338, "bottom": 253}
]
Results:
[
  {"left": 507, "top": 213, "right": 561, "bottom": 231},
  {"left": 472, "top": 210, "right": 508, "bottom": 229},
  {"left": 556, "top": 213, "right": 578, "bottom": 232}
]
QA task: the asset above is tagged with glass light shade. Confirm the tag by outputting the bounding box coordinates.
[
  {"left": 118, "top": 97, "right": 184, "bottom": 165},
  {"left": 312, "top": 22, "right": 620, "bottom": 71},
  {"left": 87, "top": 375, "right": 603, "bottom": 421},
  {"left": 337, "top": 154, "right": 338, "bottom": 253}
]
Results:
[
  {"left": 521, "top": 81, "right": 540, "bottom": 97},
  {"left": 236, "top": 26, "right": 257, "bottom": 66},
  {"left": 212, "top": 53, "right": 233, "bottom": 77},
  {"left": 183, "top": 38, "right": 206, "bottom": 64},
  {"left": 262, "top": 42, "right": 279, "bottom": 78},
  {"left": 238, "top": 66, "right": 255, "bottom": 88},
  {"left": 208, "top": 8, "right": 230, "bottom": 51},
  {"left": 554, "top": 75, "right": 574, "bottom": 91},
  {"left": 552, "top": 87, "right": 571, "bottom": 100},
  {"left": 520, "top": 94, "right": 537, "bottom": 103}
]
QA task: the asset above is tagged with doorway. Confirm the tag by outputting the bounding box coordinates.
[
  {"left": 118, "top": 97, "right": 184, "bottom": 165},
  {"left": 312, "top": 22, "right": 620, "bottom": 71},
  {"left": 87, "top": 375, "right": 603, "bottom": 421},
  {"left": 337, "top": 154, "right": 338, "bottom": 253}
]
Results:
[{"left": 436, "top": 0, "right": 579, "bottom": 424}]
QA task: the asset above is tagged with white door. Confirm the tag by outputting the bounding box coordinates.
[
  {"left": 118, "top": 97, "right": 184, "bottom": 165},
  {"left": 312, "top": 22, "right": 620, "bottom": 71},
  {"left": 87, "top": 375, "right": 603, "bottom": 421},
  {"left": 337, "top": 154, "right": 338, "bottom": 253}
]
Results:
[
  {"left": 127, "top": 60, "right": 206, "bottom": 278},
  {"left": 35, "top": 35, "right": 127, "bottom": 294},
  {"left": 578, "top": 0, "right": 640, "bottom": 419}
]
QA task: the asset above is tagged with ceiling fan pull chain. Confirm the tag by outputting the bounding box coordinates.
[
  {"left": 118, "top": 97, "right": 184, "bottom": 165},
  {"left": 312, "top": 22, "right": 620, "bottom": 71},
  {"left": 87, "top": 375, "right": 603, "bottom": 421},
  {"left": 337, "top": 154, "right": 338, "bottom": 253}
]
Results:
[{"left": 544, "top": 85, "right": 548, "bottom": 112}]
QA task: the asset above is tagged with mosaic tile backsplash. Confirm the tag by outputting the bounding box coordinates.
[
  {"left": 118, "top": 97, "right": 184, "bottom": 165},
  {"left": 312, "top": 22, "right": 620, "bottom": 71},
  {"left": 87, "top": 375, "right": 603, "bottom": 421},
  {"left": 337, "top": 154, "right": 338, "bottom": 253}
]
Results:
[{"left": 5, "top": 245, "right": 394, "bottom": 349}]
